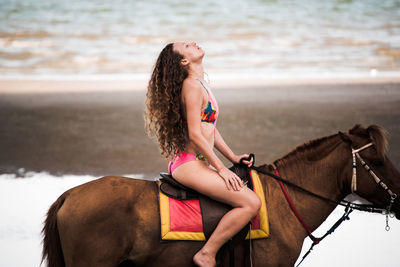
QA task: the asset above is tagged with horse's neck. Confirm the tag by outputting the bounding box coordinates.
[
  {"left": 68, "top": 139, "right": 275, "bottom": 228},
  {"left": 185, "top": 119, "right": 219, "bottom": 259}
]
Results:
[{"left": 273, "top": 135, "right": 351, "bottom": 231}]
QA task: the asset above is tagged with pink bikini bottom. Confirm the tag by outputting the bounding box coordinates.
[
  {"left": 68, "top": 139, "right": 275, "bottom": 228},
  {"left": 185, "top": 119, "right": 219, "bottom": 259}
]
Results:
[{"left": 168, "top": 152, "right": 209, "bottom": 174}]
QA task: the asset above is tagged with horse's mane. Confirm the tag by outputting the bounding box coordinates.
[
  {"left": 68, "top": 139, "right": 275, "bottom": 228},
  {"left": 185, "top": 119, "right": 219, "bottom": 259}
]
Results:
[
  {"left": 272, "top": 133, "right": 340, "bottom": 167},
  {"left": 267, "top": 124, "right": 388, "bottom": 169}
]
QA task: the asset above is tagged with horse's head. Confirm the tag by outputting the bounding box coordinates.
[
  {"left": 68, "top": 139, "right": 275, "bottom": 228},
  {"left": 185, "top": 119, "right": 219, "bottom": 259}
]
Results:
[{"left": 339, "top": 124, "right": 400, "bottom": 220}]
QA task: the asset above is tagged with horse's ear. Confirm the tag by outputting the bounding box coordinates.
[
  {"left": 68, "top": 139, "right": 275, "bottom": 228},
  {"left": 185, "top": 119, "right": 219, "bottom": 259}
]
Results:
[
  {"left": 349, "top": 124, "right": 362, "bottom": 133},
  {"left": 367, "top": 125, "right": 388, "bottom": 158},
  {"left": 338, "top": 131, "right": 352, "bottom": 144},
  {"left": 349, "top": 124, "right": 368, "bottom": 137}
]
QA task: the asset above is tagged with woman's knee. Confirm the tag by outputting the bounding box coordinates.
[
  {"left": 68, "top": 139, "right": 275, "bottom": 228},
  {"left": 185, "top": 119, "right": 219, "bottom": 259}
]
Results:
[
  {"left": 251, "top": 194, "right": 262, "bottom": 214},
  {"left": 243, "top": 192, "right": 261, "bottom": 216}
]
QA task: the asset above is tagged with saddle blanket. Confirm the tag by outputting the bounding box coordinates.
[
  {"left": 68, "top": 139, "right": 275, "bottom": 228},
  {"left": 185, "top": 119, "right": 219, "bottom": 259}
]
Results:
[{"left": 158, "top": 169, "right": 269, "bottom": 241}]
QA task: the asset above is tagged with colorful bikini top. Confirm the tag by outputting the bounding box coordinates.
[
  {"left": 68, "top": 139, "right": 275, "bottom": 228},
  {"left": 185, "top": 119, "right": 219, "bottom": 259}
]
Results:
[{"left": 197, "top": 79, "right": 219, "bottom": 125}]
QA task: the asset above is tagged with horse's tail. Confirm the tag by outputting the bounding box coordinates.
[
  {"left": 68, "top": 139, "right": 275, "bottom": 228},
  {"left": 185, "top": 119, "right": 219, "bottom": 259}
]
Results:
[{"left": 41, "top": 191, "right": 69, "bottom": 267}]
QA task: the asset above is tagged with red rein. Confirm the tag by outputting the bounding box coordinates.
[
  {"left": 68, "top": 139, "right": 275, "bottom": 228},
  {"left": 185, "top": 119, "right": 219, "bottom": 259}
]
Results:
[{"left": 274, "top": 169, "right": 320, "bottom": 245}]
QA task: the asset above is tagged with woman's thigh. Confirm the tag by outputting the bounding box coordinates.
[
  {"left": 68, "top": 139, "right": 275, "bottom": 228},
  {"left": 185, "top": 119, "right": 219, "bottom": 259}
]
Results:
[{"left": 172, "top": 160, "right": 258, "bottom": 208}]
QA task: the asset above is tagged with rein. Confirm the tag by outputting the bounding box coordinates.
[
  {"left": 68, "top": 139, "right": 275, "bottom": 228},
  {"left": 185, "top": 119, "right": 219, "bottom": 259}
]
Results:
[{"left": 241, "top": 144, "right": 398, "bottom": 266}]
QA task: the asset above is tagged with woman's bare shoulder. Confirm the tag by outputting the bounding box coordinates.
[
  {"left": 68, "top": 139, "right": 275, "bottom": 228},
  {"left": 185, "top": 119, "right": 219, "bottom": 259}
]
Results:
[{"left": 182, "top": 77, "right": 204, "bottom": 99}]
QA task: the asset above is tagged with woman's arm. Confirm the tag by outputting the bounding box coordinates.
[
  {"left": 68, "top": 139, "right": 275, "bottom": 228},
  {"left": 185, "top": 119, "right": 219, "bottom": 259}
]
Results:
[
  {"left": 214, "top": 128, "right": 235, "bottom": 163},
  {"left": 214, "top": 128, "right": 253, "bottom": 166}
]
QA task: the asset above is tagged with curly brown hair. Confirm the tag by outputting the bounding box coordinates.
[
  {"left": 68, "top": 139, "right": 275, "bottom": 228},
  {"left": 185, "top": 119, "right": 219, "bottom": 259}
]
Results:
[{"left": 145, "top": 43, "right": 189, "bottom": 159}]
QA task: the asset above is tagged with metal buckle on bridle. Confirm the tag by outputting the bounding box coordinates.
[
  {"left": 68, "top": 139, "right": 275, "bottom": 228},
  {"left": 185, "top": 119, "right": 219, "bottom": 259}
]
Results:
[{"left": 385, "top": 193, "right": 397, "bottom": 231}]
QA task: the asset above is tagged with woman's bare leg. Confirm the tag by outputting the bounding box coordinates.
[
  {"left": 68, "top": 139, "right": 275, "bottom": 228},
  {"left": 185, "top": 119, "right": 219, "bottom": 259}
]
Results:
[{"left": 172, "top": 161, "right": 261, "bottom": 267}]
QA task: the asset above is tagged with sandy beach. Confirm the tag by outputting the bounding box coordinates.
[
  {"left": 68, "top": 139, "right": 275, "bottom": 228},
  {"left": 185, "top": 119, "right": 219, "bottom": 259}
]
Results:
[
  {"left": 0, "top": 79, "right": 399, "bottom": 177},
  {"left": 1, "top": 79, "right": 400, "bottom": 267}
]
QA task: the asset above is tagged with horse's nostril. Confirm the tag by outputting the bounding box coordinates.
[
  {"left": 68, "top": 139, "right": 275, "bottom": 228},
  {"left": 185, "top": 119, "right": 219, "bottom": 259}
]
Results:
[{"left": 393, "top": 205, "right": 400, "bottom": 220}]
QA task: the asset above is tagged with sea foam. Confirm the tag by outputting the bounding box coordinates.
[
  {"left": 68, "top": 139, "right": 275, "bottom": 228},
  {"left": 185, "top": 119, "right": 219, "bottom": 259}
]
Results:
[{"left": 0, "top": 171, "right": 399, "bottom": 266}]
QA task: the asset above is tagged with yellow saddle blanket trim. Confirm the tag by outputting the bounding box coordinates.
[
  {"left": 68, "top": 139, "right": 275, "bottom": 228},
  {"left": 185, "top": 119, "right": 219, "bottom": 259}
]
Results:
[
  {"left": 246, "top": 169, "right": 269, "bottom": 239},
  {"left": 159, "top": 169, "right": 269, "bottom": 241}
]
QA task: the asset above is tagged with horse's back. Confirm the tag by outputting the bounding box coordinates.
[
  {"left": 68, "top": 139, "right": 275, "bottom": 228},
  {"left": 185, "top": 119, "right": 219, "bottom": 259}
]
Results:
[{"left": 58, "top": 176, "right": 158, "bottom": 223}]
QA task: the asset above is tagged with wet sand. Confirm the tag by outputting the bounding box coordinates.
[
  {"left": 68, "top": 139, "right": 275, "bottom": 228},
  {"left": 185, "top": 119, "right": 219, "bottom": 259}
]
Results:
[{"left": 0, "top": 80, "right": 399, "bottom": 177}]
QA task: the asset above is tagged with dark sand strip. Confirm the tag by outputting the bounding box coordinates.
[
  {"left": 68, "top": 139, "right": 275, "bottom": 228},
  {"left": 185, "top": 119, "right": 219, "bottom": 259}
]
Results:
[{"left": 0, "top": 82, "right": 399, "bottom": 177}]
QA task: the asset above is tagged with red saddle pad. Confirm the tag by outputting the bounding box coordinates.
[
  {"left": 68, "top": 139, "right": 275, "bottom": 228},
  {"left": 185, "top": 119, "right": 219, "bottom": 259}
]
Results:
[{"left": 159, "top": 169, "right": 269, "bottom": 241}]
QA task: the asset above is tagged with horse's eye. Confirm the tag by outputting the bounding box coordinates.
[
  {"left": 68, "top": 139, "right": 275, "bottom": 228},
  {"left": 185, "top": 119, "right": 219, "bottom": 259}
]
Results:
[{"left": 373, "top": 160, "right": 384, "bottom": 166}]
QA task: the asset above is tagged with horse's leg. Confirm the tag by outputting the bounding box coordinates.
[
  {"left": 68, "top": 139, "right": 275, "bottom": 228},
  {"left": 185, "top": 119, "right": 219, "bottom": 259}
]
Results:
[
  {"left": 57, "top": 228, "right": 123, "bottom": 267},
  {"left": 57, "top": 177, "right": 154, "bottom": 266},
  {"left": 249, "top": 177, "right": 308, "bottom": 267},
  {"left": 249, "top": 237, "right": 302, "bottom": 267}
]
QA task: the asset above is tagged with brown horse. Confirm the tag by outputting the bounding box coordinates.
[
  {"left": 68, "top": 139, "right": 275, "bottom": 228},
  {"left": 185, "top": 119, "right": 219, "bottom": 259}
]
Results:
[{"left": 41, "top": 124, "right": 400, "bottom": 267}]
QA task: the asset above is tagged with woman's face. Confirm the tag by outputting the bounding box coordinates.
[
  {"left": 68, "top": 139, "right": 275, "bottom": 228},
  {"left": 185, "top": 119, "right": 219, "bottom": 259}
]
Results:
[{"left": 173, "top": 42, "right": 204, "bottom": 65}]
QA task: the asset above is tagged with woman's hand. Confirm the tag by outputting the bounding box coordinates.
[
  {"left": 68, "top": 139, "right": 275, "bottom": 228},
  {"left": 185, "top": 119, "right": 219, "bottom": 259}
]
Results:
[
  {"left": 232, "top": 154, "right": 253, "bottom": 167},
  {"left": 218, "top": 167, "right": 244, "bottom": 191}
]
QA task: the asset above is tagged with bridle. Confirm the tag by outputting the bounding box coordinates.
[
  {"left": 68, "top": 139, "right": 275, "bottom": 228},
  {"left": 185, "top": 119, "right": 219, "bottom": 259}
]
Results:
[
  {"left": 248, "top": 142, "right": 398, "bottom": 217},
  {"left": 244, "top": 141, "right": 398, "bottom": 266},
  {"left": 351, "top": 142, "right": 397, "bottom": 220}
]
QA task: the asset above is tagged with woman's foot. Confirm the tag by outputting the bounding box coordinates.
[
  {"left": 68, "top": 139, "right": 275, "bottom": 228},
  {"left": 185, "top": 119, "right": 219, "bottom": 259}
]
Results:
[{"left": 193, "top": 249, "right": 216, "bottom": 267}]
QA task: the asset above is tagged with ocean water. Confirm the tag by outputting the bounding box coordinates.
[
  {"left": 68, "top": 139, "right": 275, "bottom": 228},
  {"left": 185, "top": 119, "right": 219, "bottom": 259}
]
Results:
[
  {"left": 0, "top": 0, "right": 399, "bottom": 79},
  {"left": 0, "top": 171, "right": 400, "bottom": 266}
]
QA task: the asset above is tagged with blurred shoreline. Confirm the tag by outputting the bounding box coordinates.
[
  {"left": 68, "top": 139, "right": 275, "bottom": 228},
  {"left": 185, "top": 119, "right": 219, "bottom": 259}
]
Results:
[
  {"left": 1, "top": 1, "right": 400, "bottom": 78},
  {"left": 0, "top": 79, "right": 399, "bottom": 177},
  {"left": 1, "top": 75, "right": 400, "bottom": 94}
]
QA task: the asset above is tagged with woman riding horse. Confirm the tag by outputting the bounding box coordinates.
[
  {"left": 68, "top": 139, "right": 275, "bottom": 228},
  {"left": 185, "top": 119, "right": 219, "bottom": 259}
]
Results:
[
  {"left": 145, "top": 42, "right": 261, "bottom": 266},
  {"left": 41, "top": 124, "right": 400, "bottom": 266}
]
